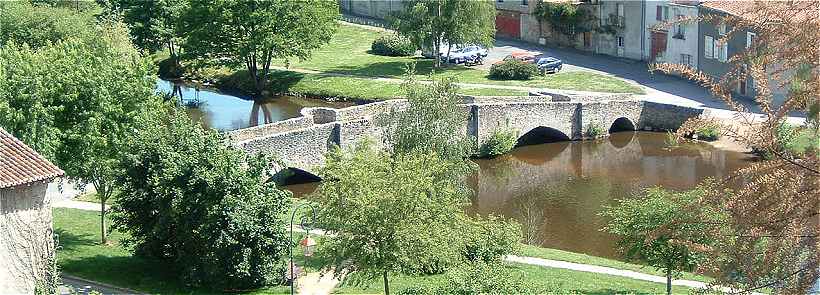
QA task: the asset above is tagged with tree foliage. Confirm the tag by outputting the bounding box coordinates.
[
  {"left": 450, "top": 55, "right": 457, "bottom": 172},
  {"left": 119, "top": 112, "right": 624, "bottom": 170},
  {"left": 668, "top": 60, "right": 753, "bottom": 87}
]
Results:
[
  {"left": 312, "top": 141, "right": 470, "bottom": 295},
  {"left": 392, "top": 0, "right": 495, "bottom": 67},
  {"left": 533, "top": 1, "right": 591, "bottom": 37},
  {"left": 651, "top": 2, "right": 819, "bottom": 292},
  {"left": 181, "top": 0, "right": 339, "bottom": 94},
  {"left": 601, "top": 186, "right": 718, "bottom": 295},
  {"left": 383, "top": 65, "right": 475, "bottom": 165},
  {"left": 105, "top": 0, "right": 187, "bottom": 58},
  {"left": 0, "top": 9, "right": 158, "bottom": 243},
  {"left": 112, "top": 108, "right": 291, "bottom": 289},
  {"left": 0, "top": 1, "right": 97, "bottom": 49}
]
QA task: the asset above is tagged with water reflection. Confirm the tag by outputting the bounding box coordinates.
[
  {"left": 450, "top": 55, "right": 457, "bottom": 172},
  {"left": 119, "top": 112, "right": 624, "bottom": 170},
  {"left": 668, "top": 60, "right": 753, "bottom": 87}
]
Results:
[
  {"left": 470, "top": 132, "right": 754, "bottom": 259},
  {"left": 155, "top": 79, "right": 352, "bottom": 131}
]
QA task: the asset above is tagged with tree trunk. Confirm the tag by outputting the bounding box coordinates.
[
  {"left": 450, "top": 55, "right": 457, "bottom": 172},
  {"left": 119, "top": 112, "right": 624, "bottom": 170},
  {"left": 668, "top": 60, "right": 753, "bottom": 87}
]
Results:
[
  {"left": 446, "top": 43, "right": 452, "bottom": 66},
  {"left": 433, "top": 36, "right": 441, "bottom": 68},
  {"left": 665, "top": 270, "right": 672, "bottom": 295},
  {"left": 97, "top": 185, "right": 109, "bottom": 245},
  {"left": 383, "top": 271, "right": 390, "bottom": 295}
]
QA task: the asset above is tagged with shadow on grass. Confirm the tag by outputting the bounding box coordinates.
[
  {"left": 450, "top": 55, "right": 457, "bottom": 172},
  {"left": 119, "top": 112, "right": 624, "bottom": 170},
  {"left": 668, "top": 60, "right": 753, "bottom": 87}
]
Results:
[
  {"left": 321, "top": 58, "right": 479, "bottom": 79},
  {"left": 55, "top": 228, "right": 97, "bottom": 252}
]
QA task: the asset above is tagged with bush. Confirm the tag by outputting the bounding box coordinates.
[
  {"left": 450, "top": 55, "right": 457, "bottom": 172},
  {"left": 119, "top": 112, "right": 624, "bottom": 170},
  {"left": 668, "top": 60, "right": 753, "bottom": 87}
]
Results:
[
  {"left": 584, "top": 124, "right": 605, "bottom": 138},
  {"left": 462, "top": 215, "right": 520, "bottom": 263},
  {"left": 695, "top": 125, "right": 720, "bottom": 141},
  {"left": 488, "top": 59, "right": 538, "bottom": 80},
  {"left": 113, "top": 109, "right": 291, "bottom": 289},
  {"left": 371, "top": 34, "right": 416, "bottom": 57},
  {"left": 775, "top": 122, "right": 819, "bottom": 157},
  {"left": 479, "top": 128, "right": 518, "bottom": 157}
]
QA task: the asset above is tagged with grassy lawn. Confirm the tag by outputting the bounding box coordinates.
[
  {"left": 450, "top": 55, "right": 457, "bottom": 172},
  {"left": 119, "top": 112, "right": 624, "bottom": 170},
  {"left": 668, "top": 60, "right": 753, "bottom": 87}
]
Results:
[
  {"left": 334, "top": 263, "right": 692, "bottom": 294},
  {"left": 516, "top": 244, "right": 713, "bottom": 283},
  {"left": 279, "top": 24, "right": 644, "bottom": 94},
  {"left": 53, "top": 208, "right": 292, "bottom": 294},
  {"left": 56, "top": 207, "right": 697, "bottom": 294}
]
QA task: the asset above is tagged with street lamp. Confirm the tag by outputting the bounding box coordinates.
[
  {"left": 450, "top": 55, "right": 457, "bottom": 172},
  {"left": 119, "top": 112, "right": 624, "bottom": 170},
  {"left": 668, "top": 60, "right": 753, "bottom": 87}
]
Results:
[{"left": 289, "top": 202, "right": 317, "bottom": 295}]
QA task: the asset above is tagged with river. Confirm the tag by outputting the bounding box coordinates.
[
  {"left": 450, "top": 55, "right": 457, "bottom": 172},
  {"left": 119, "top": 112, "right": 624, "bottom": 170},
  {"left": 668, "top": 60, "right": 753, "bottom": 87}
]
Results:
[
  {"left": 287, "top": 132, "right": 754, "bottom": 260},
  {"left": 157, "top": 79, "right": 754, "bottom": 261},
  {"left": 155, "top": 79, "right": 352, "bottom": 131}
]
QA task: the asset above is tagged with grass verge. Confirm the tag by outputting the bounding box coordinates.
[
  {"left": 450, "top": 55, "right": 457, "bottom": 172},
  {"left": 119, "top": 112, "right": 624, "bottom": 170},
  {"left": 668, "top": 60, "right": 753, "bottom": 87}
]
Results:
[{"left": 56, "top": 207, "right": 698, "bottom": 295}]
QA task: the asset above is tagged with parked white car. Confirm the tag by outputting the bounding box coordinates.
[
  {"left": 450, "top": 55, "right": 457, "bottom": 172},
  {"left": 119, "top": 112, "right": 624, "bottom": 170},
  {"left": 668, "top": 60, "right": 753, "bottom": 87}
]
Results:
[{"left": 442, "top": 45, "right": 489, "bottom": 64}]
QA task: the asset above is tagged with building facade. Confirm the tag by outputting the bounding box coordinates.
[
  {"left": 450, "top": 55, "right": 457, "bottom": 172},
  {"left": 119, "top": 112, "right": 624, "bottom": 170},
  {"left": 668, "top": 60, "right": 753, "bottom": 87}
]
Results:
[
  {"left": 0, "top": 128, "right": 64, "bottom": 294},
  {"left": 643, "top": 1, "right": 700, "bottom": 69}
]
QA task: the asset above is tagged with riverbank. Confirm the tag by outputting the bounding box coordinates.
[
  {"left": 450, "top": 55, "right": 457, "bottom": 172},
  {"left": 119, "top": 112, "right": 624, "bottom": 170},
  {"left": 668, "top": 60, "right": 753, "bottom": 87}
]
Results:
[
  {"left": 53, "top": 207, "right": 703, "bottom": 294},
  {"left": 153, "top": 22, "right": 642, "bottom": 103}
]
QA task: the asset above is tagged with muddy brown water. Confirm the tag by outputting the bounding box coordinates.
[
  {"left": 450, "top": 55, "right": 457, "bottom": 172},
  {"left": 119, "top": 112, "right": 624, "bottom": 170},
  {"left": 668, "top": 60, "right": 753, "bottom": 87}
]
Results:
[{"left": 285, "top": 132, "right": 756, "bottom": 261}]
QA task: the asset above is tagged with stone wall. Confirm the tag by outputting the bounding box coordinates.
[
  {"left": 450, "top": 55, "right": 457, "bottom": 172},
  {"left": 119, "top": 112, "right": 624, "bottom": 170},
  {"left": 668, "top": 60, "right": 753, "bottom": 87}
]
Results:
[
  {"left": 0, "top": 181, "right": 53, "bottom": 295},
  {"left": 226, "top": 116, "right": 313, "bottom": 142},
  {"left": 230, "top": 98, "right": 704, "bottom": 176}
]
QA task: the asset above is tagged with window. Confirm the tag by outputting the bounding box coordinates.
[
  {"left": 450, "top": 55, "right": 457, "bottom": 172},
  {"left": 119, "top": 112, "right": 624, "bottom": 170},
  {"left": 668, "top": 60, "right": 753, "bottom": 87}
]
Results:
[
  {"left": 716, "top": 41, "right": 728, "bottom": 62},
  {"left": 714, "top": 40, "right": 729, "bottom": 62},
  {"left": 521, "top": 0, "right": 527, "bottom": 5},
  {"left": 680, "top": 54, "right": 692, "bottom": 66},
  {"left": 617, "top": 3, "right": 624, "bottom": 17},
  {"left": 673, "top": 15, "right": 686, "bottom": 38},
  {"left": 618, "top": 36, "right": 625, "bottom": 47},
  {"left": 718, "top": 22, "right": 727, "bottom": 35},
  {"left": 746, "top": 32, "right": 756, "bottom": 49},
  {"left": 655, "top": 6, "right": 669, "bottom": 21},
  {"left": 704, "top": 35, "right": 714, "bottom": 59}
]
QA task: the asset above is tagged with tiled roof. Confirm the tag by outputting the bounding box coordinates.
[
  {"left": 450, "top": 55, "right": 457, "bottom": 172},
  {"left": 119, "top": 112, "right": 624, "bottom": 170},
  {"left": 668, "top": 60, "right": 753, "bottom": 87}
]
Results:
[
  {"left": 701, "top": 0, "right": 818, "bottom": 22},
  {"left": 0, "top": 128, "right": 64, "bottom": 189}
]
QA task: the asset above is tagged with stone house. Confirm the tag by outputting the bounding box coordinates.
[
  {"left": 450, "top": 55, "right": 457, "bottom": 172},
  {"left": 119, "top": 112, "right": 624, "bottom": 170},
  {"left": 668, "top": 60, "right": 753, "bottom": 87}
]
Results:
[
  {"left": 338, "top": 0, "right": 404, "bottom": 20},
  {"left": 0, "top": 128, "right": 64, "bottom": 294},
  {"left": 643, "top": 1, "right": 700, "bottom": 68}
]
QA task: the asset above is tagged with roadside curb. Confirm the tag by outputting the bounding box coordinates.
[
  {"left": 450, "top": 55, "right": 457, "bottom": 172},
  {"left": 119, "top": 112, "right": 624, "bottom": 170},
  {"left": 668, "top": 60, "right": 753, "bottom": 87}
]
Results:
[{"left": 62, "top": 274, "right": 144, "bottom": 295}]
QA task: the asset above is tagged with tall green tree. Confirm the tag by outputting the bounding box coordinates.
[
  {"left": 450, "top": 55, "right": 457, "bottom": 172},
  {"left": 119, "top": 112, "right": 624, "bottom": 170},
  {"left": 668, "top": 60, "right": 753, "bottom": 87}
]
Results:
[
  {"left": 312, "top": 141, "right": 469, "bottom": 295},
  {"left": 181, "top": 0, "right": 339, "bottom": 95},
  {"left": 600, "top": 186, "right": 719, "bottom": 295},
  {"left": 112, "top": 107, "right": 291, "bottom": 289},
  {"left": 392, "top": 0, "right": 495, "bottom": 67},
  {"left": 106, "top": 0, "right": 187, "bottom": 65},
  {"left": 0, "top": 11, "right": 158, "bottom": 244}
]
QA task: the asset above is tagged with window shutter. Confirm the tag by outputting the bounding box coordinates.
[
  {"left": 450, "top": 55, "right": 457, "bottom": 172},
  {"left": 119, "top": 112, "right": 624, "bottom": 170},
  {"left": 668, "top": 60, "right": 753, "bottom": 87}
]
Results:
[
  {"left": 720, "top": 42, "right": 728, "bottom": 62},
  {"left": 657, "top": 6, "right": 663, "bottom": 21},
  {"left": 704, "top": 35, "right": 714, "bottom": 59}
]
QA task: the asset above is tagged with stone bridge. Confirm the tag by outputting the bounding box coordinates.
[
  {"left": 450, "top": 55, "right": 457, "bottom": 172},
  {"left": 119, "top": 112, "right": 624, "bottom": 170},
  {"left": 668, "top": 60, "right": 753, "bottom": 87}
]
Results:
[{"left": 227, "top": 95, "right": 704, "bottom": 178}]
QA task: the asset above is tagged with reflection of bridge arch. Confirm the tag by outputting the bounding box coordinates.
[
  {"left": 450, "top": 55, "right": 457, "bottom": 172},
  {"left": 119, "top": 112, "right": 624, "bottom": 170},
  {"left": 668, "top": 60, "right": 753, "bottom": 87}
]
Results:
[
  {"left": 608, "top": 131, "right": 635, "bottom": 149},
  {"left": 517, "top": 126, "right": 571, "bottom": 147}
]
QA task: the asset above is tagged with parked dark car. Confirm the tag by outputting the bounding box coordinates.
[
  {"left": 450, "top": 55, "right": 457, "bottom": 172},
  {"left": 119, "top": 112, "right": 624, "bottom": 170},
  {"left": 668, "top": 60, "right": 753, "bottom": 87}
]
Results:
[{"left": 536, "top": 57, "right": 563, "bottom": 73}]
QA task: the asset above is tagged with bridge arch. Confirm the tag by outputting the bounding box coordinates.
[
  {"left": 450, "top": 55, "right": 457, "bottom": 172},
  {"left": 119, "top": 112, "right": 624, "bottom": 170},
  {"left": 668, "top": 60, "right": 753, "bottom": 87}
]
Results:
[
  {"left": 269, "top": 167, "right": 322, "bottom": 186},
  {"left": 516, "top": 126, "right": 571, "bottom": 147},
  {"left": 608, "top": 117, "right": 636, "bottom": 134}
]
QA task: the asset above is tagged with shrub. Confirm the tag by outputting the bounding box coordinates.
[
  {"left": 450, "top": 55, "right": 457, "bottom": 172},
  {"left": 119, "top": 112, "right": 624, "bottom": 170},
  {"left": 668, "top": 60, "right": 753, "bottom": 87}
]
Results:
[
  {"left": 113, "top": 109, "right": 291, "bottom": 289},
  {"left": 462, "top": 215, "right": 521, "bottom": 263},
  {"left": 488, "top": 59, "right": 538, "bottom": 80},
  {"left": 695, "top": 125, "right": 720, "bottom": 141},
  {"left": 775, "top": 122, "right": 819, "bottom": 157},
  {"left": 665, "top": 130, "right": 680, "bottom": 148},
  {"left": 479, "top": 127, "right": 518, "bottom": 157},
  {"left": 371, "top": 34, "right": 416, "bottom": 57},
  {"left": 585, "top": 124, "right": 605, "bottom": 138}
]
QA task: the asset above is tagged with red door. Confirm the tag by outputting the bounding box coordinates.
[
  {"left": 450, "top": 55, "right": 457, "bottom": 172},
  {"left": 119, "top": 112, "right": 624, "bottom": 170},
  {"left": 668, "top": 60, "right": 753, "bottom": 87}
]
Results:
[
  {"left": 650, "top": 31, "right": 668, "bottom": 61},
  {"left": 496, "top": 11, "right": 520, "bottom": 39}
]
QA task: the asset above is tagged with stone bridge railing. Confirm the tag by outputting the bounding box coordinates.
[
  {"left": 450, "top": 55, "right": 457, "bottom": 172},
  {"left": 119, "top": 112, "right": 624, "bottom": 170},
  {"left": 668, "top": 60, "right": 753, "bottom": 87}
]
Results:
[{"left": 227, "top": 96, "right": 704, "bottom": 176}]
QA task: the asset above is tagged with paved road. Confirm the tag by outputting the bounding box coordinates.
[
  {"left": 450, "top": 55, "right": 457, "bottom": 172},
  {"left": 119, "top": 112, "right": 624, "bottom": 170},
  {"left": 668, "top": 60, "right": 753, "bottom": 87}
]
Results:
[{"left": 483, "top": 39, "right": 804, "bottom": 122}]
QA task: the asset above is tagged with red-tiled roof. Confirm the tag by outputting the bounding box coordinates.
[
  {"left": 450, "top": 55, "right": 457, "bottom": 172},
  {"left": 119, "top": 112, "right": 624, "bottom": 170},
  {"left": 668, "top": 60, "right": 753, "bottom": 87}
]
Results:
[
  {"left": 0, "top": 128, "right": 64, "bottom": 189},
  {"left": 701, "top": 0, "right": 818, "bottom": 22}
]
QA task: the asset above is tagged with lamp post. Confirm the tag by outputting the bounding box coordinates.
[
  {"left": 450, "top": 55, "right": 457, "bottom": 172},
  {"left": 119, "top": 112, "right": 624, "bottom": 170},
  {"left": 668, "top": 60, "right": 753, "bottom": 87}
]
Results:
[{"left": 289, "top": 202, "right": 317, "bottom": 295}]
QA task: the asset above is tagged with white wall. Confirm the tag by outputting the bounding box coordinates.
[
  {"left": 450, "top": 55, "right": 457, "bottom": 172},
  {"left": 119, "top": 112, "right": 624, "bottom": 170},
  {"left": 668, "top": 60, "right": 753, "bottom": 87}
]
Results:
[
  {"left": 643, "top": 1, "right": 700, "bottom": 69},
  {"left": 0, "top": 181, "right": 54, "bottom": 295}
]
